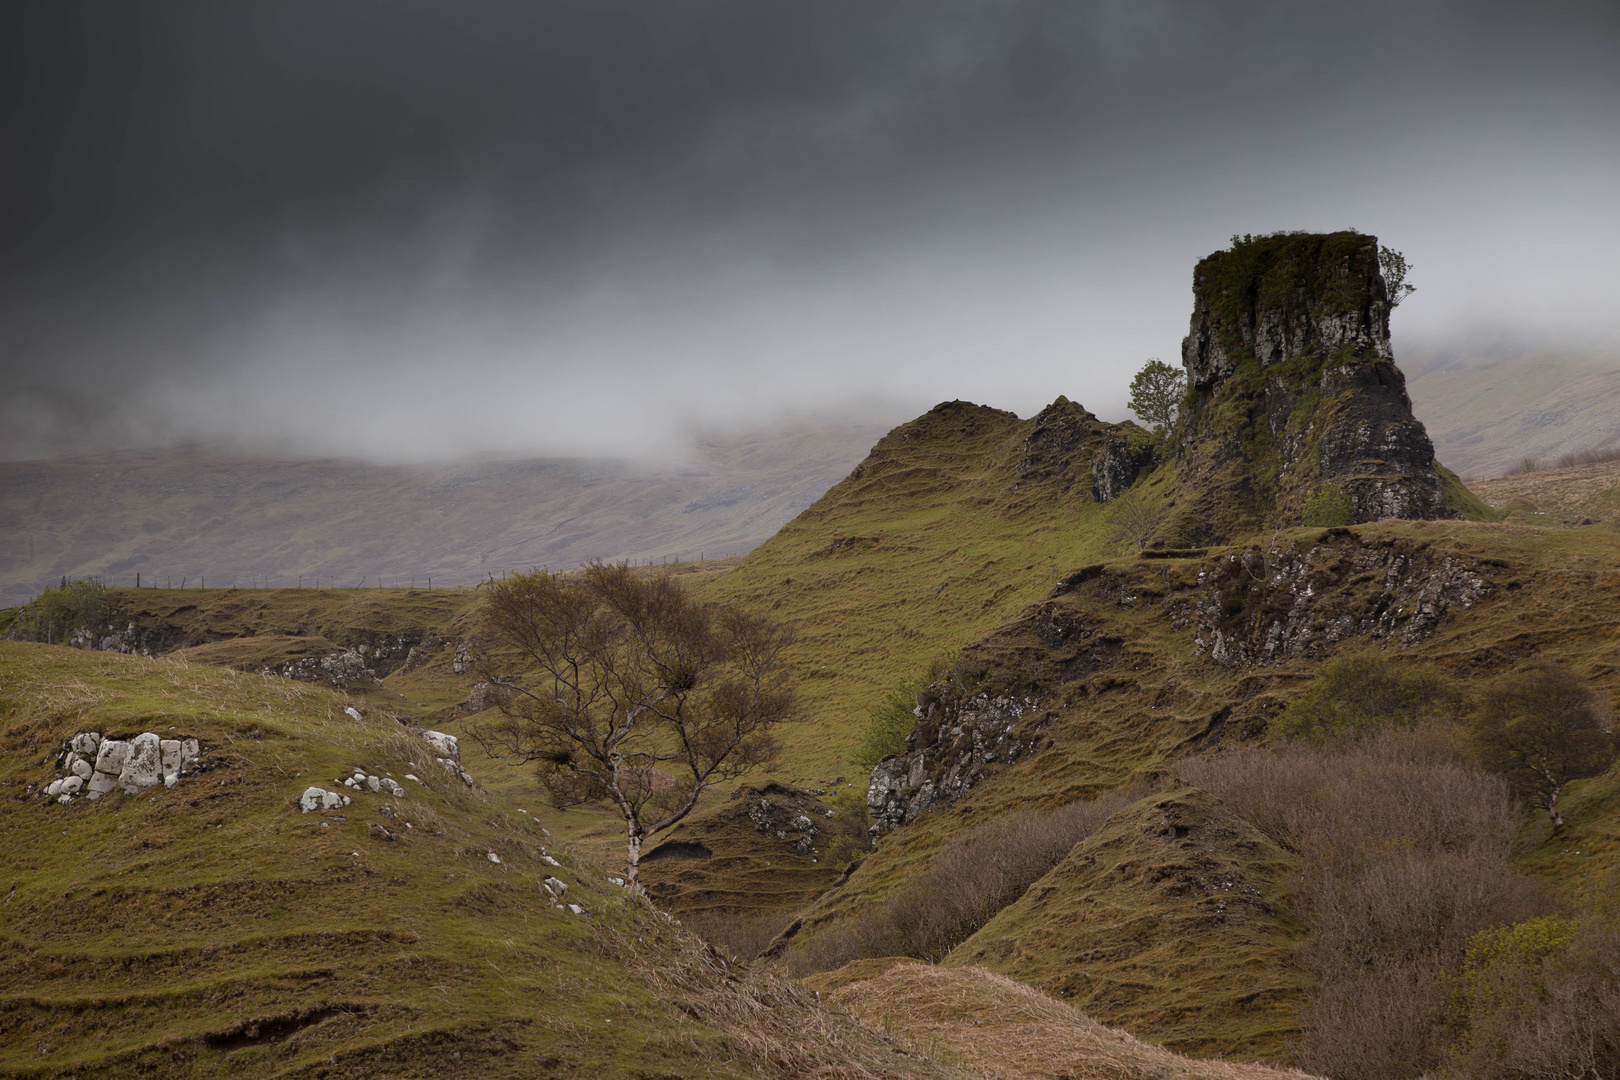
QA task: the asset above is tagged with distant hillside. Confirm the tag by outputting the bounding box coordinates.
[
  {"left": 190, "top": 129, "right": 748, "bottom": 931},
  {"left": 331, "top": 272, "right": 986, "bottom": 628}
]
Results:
[
  {"left": 0, "top": 413, "right": 897, "bottom": 607},
  {"left": 1404, "top": 347, "right": 1620, "bottom": 478}
]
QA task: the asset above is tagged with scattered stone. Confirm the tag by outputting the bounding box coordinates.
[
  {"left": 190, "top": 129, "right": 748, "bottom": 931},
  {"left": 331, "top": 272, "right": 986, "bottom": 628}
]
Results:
[
  {"left": 380, "top": 804, "right": 398, "bottom": 819},
  {"left": 370, "top": 823, "right": 395, "bottom": 841},
  {"left": 404, "top": 774, "right": 421, "bottom": 783},
  {"left": 487, "top": 852, "right": 501, "bottom": 864},
  {"left": 367, "top": 776, "right": 381, "bottom": 794},
  {"left": 607, "top": 876, "right": 625, "bottom": 887},
  {"left": 540, "top": 854, "right": 561, "bottom": 867},
  {"left": 543, "top": 876, "right": 568, "bottom": 899},
  {"left": 567, "top": 904, "right": 585, "bottom": 916},
  {"left": 379, "top": 778, "right": 405, "bottom": 797},
  {"left": 344, "top": 706, "right": 363, "bottom": 721}
]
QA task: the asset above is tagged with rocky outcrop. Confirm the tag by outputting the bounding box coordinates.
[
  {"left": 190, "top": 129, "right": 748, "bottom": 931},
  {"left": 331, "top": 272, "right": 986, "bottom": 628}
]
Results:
[
  {"left": 1158, "top": 231, "right": 1459, "bottom": 545},
  {"left": 868, "top": 692, "right": 1042, "bottom": 835},
  {"left": 1090, "top": 435, "right": 1156, "bottom": 503},
  {"left": 737, "top": 782, "right": 836, "bottom": 856},
  {"left": 1186, "top": 531, "right": 1492, "bottom": 667},
  {"left": 42, "top": 731, "right": 201, "bottom": 804},
  {"left": 1182, "top": 232, "right": 1392, "bottom": 389},
  {"left": 261, "top": 647, "right": 383, "bottom": 688}
]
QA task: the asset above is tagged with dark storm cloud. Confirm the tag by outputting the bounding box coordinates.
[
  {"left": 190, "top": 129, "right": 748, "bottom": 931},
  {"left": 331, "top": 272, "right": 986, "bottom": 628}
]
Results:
[{"left": 2, "top": 1, "right": 1618, "bottom": 459}]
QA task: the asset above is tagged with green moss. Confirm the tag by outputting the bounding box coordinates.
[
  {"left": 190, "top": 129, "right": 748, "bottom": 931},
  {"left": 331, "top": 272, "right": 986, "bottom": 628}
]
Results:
[{"left": 1437, "top": 463, "right": 1501, "bottom": 521}]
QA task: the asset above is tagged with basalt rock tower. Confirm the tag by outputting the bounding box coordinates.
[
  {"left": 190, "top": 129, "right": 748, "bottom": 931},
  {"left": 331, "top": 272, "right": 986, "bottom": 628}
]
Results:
[{"left": 1152, "top": 231, "right": 1460, "bottom": 546}]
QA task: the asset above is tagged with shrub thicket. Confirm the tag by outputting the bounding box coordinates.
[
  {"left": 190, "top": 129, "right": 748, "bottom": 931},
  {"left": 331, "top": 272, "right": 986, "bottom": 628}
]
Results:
[
  {"left": 786, "top": 782, "right": 1148, "bottom": 975},
  {"left": 7, "top": 578, "right": 110, "bottom": 645},
  {"left": 1440, "top": 905, "right": 1620, "bottom": 1080},
  {"left": 853, "top": 674, "right": 930, "bottom": 770},
  {"left": 1180, "top": 727, "right": 1546, "bottom": 1080}
]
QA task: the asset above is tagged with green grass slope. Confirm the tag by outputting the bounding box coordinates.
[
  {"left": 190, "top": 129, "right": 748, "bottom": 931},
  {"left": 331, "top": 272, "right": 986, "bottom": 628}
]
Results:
[
  {"left": 776, "top": 517, "right": 1620, "bottom": 1058},
  {"left": 0, "top": 643, "right": 946, "bottom": 1079}
]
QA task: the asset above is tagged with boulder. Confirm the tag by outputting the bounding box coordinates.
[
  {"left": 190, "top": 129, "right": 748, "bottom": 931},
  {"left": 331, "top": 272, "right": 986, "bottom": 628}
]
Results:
[
  {"left": 299, "top": 786, "right": 350, "bottom": 812},
  {"left": 46, "top": 778, "right": 65, "bottom": 797},
  {"left": 344, "top": 706, "right": 364, "bottom": 721},
  {"left": 86, "top": 772, "right": 118, "bottom": 800},
  {"left": 69, "top": 755, "right": 94, "bottom": 780},
  {"left": 94, "top": 739, "right": 130, "bottom": 777},
  {"left": 379, "top": 778, "right": 405, "bottom": 797},
  {"left": 421, "top": 731, "right": 460, "bottom": 760},
  {"left": 118, "top": 733, "right": 164, "bottom": 793},
  {"left": 159, "top": 740, "right": 182, "bottom": 782},
  {"left": 60, "top": 775, "right": 84, "bottom": 795},
  {"left": 70, "top": 732, "right": 102, "bottom": 756},
  {"left": 180, "top": 739, "right": 200, "bottom": 771},
  {"left": 543, "top": 876, "right": 568, "bottom": 899},
  {"left": 367, "top": 776, "right": 381, "bottom": 794}
]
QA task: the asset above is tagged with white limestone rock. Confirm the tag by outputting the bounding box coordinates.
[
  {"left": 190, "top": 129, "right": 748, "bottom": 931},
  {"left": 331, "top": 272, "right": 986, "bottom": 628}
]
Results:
[
  {"left": 366, "top": 776, "right": 381, "bottom": 794},
  {"left": 540, "top": 854, "right": 561, "bottom": 867},
  {"left": 86, "top": 772, "right": 118, "bottom": 800},
  {"left": 94, "top": 739, "right": 130, "bottom": 777},
  {"left": 344, "top": 706, "right": 363, "bottom": 721},
  {"left": 379, "top": 778, "right": 405, "bottom": 797},
  {"left": 421, "top": 731, "right": 460, "bottom": 761},
  {"left": 46, "top": 778, "right": 65, "bottom": 797},
  {"left": 487, "top": 852, "right": 501, "bottom": 864},
  {"left": 118, "top": 733, "right": 164, "bottom": 793},
  {"left": 70, "top": 732, "right": 102, "bottom": 757},
  {"left": 180, "top": 738, "right": 200, "bottom": 772},
  {"left": 159, "top": 740, "right": 183, "bottom": 783},
  {"left": 69, "top": 755, "right": 94, "bottom": 780},
  {"left": 568, "top": 904, "right": 586, "bottom": 916},
  {"left": 543, "top": 876, "right": 568, "bottom": 899},
  {"left": 299, "top": 786, "right": 350, "bottom": 812}
]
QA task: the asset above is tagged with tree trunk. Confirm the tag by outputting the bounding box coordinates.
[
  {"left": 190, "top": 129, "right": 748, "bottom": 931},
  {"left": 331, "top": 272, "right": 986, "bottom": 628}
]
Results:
[{"left": 625, "top": 830, "right": 645, "bottom": 893}]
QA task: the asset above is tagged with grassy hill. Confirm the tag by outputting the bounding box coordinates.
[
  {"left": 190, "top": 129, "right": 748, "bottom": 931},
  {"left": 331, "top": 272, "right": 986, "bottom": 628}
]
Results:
[
  {"left": 0, "top": 641, "right": 975, "bottom": 1079},
  {"left": 0, "top": 413, "right": 896, "bottom": 607}
]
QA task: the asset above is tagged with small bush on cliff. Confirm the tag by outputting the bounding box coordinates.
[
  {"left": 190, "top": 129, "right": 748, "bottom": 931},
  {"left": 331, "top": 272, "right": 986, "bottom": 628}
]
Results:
[
  {"left": 854, "top": 675, "right": 929, "bottom": 770},
  {"left": 7, "top": 577, "right": 109, "bottom": 645},
  {"left": 1302, "top": 482, "right": 1354, "bottom": 527},
  {"left": 1270, "top": 652, "right": 1466, "bottom": 742}
]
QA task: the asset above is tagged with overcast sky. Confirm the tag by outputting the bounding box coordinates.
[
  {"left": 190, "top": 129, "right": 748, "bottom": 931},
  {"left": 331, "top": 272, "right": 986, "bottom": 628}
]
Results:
[{"left": 2, "top": 1, "right": 1617, "bottom": 461}]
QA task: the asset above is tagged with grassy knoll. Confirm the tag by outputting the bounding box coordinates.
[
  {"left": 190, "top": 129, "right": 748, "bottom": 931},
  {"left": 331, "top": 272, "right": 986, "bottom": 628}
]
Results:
[{"left": 0, "top": 643, "right": 945, "bottom": 1079}]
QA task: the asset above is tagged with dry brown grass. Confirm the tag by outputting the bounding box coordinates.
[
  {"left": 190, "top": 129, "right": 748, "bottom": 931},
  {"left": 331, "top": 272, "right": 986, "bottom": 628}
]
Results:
[
  {"left": 814, "top": 960, "right": 1319, "bottom": 1080},
  {"left": 604, "top": 922, "right": 966, "bottom": 1080}
]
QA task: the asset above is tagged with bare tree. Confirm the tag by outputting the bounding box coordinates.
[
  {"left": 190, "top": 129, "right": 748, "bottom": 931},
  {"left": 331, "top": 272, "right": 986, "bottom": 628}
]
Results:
[
  {"left": 474, "top": 562, "right": 797, "bottom": 890},
  {"left": 1107, "top": 487, "right": 1164, "bottom": 552}
]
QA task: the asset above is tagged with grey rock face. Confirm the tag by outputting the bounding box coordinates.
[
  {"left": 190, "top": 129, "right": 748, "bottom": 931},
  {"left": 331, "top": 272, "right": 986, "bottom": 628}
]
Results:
[
  {"left": 1188, "top": 533, "right": 1491, "bottom": 668},
  {"left": 1090, "top": 437, "right": 1156, "bottom": 502},
  {"left": 868, "top": 692, "right": 1041, "bottom": 835}
]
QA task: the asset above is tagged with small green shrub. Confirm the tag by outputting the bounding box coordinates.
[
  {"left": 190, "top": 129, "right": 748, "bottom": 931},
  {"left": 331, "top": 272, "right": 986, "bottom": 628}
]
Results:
[
  {"left": 7, "top": 578, "right": 110, "bottom": 645},
  {"left": 1270, "top": 653, "right": 1466, "bottom": 742},
  {"left": 1302, "top": 482, "right": 1354, "bottom": 526},
  {"left": 853, "top": 667, "right": 942, "bottom": 770}
]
